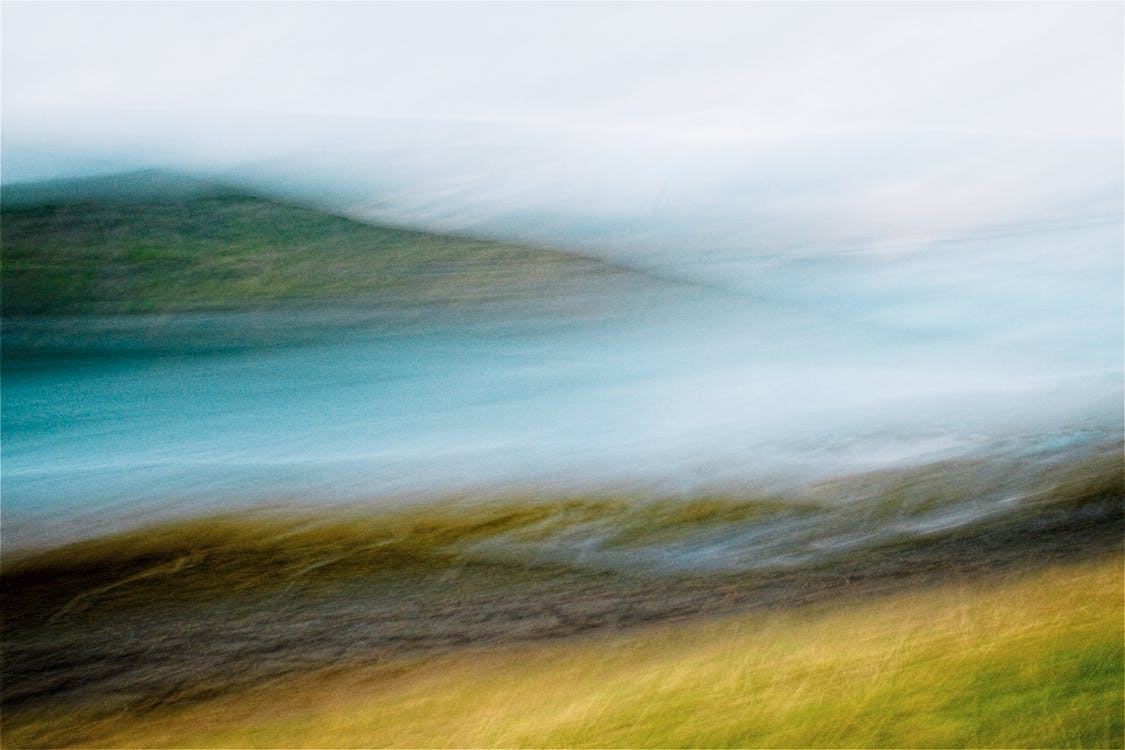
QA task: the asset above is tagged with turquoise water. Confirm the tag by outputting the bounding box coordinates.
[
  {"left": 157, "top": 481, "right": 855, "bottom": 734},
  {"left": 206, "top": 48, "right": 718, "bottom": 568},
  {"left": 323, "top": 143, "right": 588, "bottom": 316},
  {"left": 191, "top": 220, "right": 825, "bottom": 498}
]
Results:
[{"left": 3, "top": 222, "right": 1122, "bottom": 550}]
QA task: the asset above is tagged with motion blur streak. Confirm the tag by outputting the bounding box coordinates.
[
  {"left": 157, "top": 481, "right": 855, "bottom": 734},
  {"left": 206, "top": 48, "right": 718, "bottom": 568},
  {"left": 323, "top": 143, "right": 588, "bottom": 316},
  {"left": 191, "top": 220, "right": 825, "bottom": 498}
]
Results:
[{"left": 0, "top": 3, "right": 1122, "bottom": 747}]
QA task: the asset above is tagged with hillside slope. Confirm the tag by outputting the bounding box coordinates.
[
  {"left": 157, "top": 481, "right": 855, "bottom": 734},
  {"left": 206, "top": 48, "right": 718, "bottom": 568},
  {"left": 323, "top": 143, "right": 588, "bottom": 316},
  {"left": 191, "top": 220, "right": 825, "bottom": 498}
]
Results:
[{"left": 1, "top": 172, "right": 655, "bottom": 319}]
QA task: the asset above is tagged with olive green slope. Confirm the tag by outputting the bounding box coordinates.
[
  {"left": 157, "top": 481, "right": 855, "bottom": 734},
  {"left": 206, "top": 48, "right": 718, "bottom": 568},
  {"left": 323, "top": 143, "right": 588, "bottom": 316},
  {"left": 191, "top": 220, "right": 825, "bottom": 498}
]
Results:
[{"left": 0, "top": 173, "right": 649, "bottom": 318}]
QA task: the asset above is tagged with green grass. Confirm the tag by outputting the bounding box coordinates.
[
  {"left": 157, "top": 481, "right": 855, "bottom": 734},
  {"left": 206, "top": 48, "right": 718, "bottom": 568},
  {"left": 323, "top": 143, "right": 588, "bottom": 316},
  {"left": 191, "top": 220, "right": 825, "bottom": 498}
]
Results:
[
  {"left": 5, "top": 554, "right": 1120, "bottom": 748},
  {"left": 1, "top": 188, "right": 634, "bottom": 317}
]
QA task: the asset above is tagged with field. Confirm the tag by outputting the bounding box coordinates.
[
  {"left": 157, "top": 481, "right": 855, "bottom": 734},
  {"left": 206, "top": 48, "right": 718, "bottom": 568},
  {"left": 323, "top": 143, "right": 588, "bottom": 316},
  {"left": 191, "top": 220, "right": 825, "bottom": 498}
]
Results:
[{"left": 4, "top": 551, "right": 1121, "bottom": 748}]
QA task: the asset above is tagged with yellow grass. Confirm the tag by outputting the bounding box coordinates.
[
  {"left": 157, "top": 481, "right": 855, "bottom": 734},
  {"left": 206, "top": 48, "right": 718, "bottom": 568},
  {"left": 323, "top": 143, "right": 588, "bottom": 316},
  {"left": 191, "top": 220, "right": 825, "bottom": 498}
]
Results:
[{"left": 7, "top": 553, "right": 1121, "bottom": 749}]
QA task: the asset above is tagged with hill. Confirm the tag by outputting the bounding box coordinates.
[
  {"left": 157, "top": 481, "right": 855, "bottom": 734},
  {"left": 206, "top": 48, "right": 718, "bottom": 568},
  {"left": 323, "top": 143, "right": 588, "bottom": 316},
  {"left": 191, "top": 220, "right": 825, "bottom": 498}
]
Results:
[{"left": 1, "top": 172, "right": 654, "bottom": 319}]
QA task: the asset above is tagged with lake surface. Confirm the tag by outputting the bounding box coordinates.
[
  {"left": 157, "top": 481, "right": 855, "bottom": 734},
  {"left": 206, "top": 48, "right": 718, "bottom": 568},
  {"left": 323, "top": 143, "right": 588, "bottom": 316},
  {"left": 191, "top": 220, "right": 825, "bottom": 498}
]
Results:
[{"left": 3, "top": 220, "right": 1122, "bottom": 553}]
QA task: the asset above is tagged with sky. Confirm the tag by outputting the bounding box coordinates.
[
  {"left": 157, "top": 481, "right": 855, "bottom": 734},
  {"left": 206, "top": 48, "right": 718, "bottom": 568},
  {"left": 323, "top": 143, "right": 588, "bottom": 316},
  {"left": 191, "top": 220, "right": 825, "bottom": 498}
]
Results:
[
  {"left": 2, "top": 2, "right": 1122, "bottom": 268},
  {"left": 3, "top": 2, "right": 1122, "bottom": 141}
]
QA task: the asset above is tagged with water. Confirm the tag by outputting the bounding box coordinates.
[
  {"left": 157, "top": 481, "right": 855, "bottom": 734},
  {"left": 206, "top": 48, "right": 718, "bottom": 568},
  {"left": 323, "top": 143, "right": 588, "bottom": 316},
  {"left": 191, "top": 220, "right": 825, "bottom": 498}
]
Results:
[{"left": 3, "top": 220, "right": 1122, "bottom": 552}]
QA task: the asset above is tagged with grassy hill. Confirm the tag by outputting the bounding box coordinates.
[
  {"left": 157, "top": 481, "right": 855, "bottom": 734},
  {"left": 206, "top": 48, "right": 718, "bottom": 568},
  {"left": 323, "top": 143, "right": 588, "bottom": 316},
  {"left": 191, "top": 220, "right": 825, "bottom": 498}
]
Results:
[{"left": 1, "top": 172, "right": 647, "bottom": 319}]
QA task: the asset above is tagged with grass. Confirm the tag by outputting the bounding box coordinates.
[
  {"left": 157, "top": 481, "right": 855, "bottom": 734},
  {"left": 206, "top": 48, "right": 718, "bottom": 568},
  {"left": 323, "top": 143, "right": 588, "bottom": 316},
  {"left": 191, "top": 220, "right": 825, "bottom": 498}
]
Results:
[
  {"left": 0, "top": 188, "right": 637, "bottom": 318},
  {"left": 2, "top": 448, "right": 1119, "bottom": 748},
  {"left": 0, "top": 495, "right": 806, "bottom": 619},
  {"left": 5, "top": 553, "right": 1120, "bottom": 748}
]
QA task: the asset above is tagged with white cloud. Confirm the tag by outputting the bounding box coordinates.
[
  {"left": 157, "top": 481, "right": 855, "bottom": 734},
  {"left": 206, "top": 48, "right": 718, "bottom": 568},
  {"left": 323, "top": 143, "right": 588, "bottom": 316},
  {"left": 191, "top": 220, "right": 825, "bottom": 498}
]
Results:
[{"left": 3, "top": 2, "right": 1121, "bottom": 138}]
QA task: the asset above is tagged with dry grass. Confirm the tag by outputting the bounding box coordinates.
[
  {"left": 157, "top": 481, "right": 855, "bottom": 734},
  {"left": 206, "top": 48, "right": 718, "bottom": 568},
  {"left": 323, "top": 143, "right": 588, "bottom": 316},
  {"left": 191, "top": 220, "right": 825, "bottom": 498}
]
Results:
[{"left": 6, "top": 553, "right": 1120, "bottom": 749}]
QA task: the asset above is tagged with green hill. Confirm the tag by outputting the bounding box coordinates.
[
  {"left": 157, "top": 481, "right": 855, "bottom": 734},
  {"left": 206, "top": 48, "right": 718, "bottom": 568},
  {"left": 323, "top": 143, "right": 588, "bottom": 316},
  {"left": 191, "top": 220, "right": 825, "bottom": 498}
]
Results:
[{"left": 1, "top": 172, "right": 649, "bottom": 319}]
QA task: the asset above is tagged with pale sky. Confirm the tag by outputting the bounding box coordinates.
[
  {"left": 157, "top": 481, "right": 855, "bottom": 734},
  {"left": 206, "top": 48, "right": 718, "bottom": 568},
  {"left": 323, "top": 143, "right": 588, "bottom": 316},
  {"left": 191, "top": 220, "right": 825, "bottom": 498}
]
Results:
[{"left": 3, "top": 2, "right": 1122, "bottom": 141}]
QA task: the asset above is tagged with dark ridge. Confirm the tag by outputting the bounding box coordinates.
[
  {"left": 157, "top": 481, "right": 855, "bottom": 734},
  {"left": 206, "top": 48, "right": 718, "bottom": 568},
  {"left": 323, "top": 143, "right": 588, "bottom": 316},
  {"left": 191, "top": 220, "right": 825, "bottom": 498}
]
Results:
[
  {"left": 2, "top": 172, "right": 686, "bottom": 358},
  {"left": 0, "top": 169, "right": 228, "bottom": 207}
]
